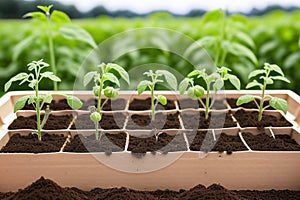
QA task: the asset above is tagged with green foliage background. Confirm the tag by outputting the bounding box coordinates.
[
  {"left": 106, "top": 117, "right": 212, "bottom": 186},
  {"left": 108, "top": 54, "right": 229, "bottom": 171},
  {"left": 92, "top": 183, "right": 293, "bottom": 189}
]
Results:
[{"left": 0, "top": 10, "right": 299, "bottom": 95}]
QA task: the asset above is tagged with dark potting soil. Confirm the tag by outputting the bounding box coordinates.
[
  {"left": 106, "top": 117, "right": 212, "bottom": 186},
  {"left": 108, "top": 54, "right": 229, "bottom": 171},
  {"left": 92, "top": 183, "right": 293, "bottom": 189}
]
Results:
[
  {"left": 126, "top": 113, "right": 181, "bottom": 130},
  {"left": 181, "top": 111, "right": 237, "bottom": 129},
  {"left": 128, "top": 98, "right": 176, "bottom": 110},
  {"left": 8, "top": 114, "right": 73, "bottom": 130},
  {"left": 0, "top": 133, "right": 66, "bottom": 153},
  {"left": 227, "top": 98, "right": 274, "bottom": 110},
  {"left": 81, "top": 98, "right": 127, "bottom": 111},
  {"left": 22, "top": 99, "right": 72, "bottom": 110},
  {"left": 71, "top": 113, "right": 126, "bottom": 130},
  {"left": 178, "top": 98, "right": 227, "bottom": 110},
  {"left": 4, "top": 177, "right": 300, "bottom": 200},
  {"left": 242, "top": 132, "right": 300, "bottom": 151},
  {"left": 63, "top": 133, "right": 126, "bottom": 154},
  {"left": 187, "top": 131, "right": 248, "bottom": 153},
  {"left": 127, "top": 132, "right": 187, "bottom": 157},
  {"left": 233, "top": 109, "right": 292, "bottom": 129}
]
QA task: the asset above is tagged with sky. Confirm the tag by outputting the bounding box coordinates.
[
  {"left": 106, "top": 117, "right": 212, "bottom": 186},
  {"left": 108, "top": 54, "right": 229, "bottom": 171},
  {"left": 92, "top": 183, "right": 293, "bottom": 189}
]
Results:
[{"left": 62, "top": 0, "right": 300, "bottom": 14}]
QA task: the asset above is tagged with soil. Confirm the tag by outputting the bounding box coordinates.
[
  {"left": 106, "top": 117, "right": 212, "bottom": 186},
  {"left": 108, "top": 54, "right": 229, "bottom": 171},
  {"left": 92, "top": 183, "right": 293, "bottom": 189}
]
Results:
[
  {"left": 63, "top": 132, "right": 126, "bottom": 154},
  {"left": 188, "top": 131, "right": 248, "bottom": 154},
  {"left": 227, "top": 98, "right": 274, "bottom": 110},
  {"left": 178, "top": 98, "right": 227, "bottom": 110},
  {"left": 81, "top": 98, "right": 127, "bottom": 111},
  {"left": 127, "top": 132, "right": 187, "bottom": 157},
  {"left": 8, "top": 114, "right": 73, "bottom": 130},
  {"left": 22, "top": 99, "right": 69, "bottom": 110},
  {"left": 2, "top": 177, "right": 300, "bottom": 200},
  {"left": 0, "top": 133, "right": 66, "bottom": 153},
  {"left": 233, "top": 109, "right": 292, "bottom": 129},
  {"left": 126, "top": 113, "right": 181, "bottom": 130},
  {"left": 242, "top": 132, "right": 300, "bottom": 151},
  {"left": 128, "top": 98, "right": 176, "bottom": 110},
  {"left": 181, "top": 111, "right": 237, "bottom": 129},
  {"left": 71, "top": 113, "right": 126, "bottom": 130}
]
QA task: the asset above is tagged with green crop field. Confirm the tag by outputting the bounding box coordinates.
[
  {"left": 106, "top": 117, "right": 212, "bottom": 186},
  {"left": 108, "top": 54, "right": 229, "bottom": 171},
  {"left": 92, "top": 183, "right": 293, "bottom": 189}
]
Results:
[{"left": 0, "top": 10, "right": 300, "bottom": 95}]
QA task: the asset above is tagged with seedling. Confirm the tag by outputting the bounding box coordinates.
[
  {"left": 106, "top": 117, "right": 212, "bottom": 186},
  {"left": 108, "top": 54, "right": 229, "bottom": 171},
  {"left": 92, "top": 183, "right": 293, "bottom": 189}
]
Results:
[
  {"left": 179, "top": 67, "right": 240, "bottom": 119},
  {"left": 137, "top": 70, "right": 177, "bottom": 121},
  {"left": 4, "top": 59, "right": 83, "bottom": 141},
  {"left": 24, "top": 5, "right": 70, "bottom": 90},
  {"left": 84, "top": 63, "right": 130, "bottom": 140},
  {"left": 236, "top": 63, "right": 290, "bottom": 121}
]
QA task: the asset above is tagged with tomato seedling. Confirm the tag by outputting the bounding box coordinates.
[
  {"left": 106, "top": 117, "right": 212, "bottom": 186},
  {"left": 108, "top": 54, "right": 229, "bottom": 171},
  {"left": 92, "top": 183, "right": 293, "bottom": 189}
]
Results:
[
  {"left": 137, "top": 70, "right": 177, "bottom": 121},
  {"left": 236, "top": 63, "right": 290, "bottom": 121},
  {"left": 179, "top": 67, "right": 240, "bottom": 119},
  {"left": 4, "top": 59, "right": 82, "bottom": 141},
  {"left": 84, "top": 63, "right": 130, "bottom": 140}
]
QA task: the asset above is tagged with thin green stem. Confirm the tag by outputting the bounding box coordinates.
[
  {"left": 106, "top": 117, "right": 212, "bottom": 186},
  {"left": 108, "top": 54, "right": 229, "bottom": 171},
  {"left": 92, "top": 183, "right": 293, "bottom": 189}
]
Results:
[
  {"left": 47, "top": 14, "right": 57, "bottom": 90},
  {"left": 95, "top": 121, "right": 99, "bottom": 140},
  {"left": 258, "top": 69, "right": 270, "bottom": 121},
  {"left": 205, "top": 85, "right": 210, "bottom": 120},
  {"left": 35, "top": 84, "right": 41, "bottom": 141},
  {"left": 151, "top": 84, "right": 155, "bottom": 121},
  {"left": 96, "top": 79, "right": 104, "bottom": 113}
]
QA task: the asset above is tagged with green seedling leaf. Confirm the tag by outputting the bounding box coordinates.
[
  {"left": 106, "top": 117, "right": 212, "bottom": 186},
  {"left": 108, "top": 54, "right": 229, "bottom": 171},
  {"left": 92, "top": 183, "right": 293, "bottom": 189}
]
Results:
[
  {"left": 197, "top": 36, "right": 217, "bottom": 48},
  {"left": 60, "top": 25, "right": 97, "bottom": 49},
  {"left": 158, "top": 95, "right": 167, "bottom": 105},
  {"left": 270, "top": 97, "right": 288, "bottom": 114},
  {"left": 107, "top": 63, "right": 130, "bottom": 85},
  {"left": 260, "top": 76, "right": 274, "bottom": 85},
  {"left": 83, "top": 71, "right": 97, "bottom": 86},
  {"left": 67, "top": 96, "right": 83, "bottom": 110},
  {"left": 236, "top": 95, "right": 255, "bottom": 106},
  {"left": 50, "top": 10, "right": 71, "bottom": 23},
  {"left": 28, "top": 80, "right": 38, "bottom": 89},
  {"left": 187, "top": 87, "right": 197, "bottom": 99},
  {"left": 28, "top": 96, "right": 36, "bottom": 105},
  {"left": 246, "top": 80, "right": 263, "bottom": 89},
  {"left": 37, "top": 5, "right": 53, "bottom": 14},
  {"left": 156, "top": 70, "right": 177, "bottom": 90},
  {"left": 4, "top": 73, "right": 28, "bottom": 91},
  {"left": 90, "top": 112, "right": 102, "bottom": 122},
  {"left": 103, "top": 73, "right": 120, "bottom": 87},
  {"left": 234, "top": 31, "right": 256, "bottom": 49},
  {"left": 137, "top": 80, "right": 151, "bottom": 95},
  {"left": 213, "top": 78, "right": 224, "bottom": 90},
  {"left": 187, "top": 70, "right": 201, "bottom": 78},
  {"left": 43, "top": 94, "right": 53, "bottom": 104},
  {"left": 270, "top": 76, "right": 290, "bottom": 83},
  {"left": 14, "top": 96, "right": 30, "bottom": 112},
  {"left": 193, "top": 85, "right": 205, "bottom": 97},
  {"left": 226, "top": 42, "right": 258, "bottom": 64},
  {"left": 248, "top": 69, "right": 265, "bottom": 79},
  {"left": 104, "top": 86, "right": 114, "bottom": 98},
  {"left": 23, "top": 12, "right": 47, "bottom": 20},
  {"left": 41, "top": 72, "right": 61, "bottom": 82},
  {"left": 179, "top": 78, "right": 190, "bottom": 95},
  {"left": 227, "top": 74, "right": 241, "bottom": 90},
  {"left": 266, "top": 63, "right": 284, "bottom": 76}
]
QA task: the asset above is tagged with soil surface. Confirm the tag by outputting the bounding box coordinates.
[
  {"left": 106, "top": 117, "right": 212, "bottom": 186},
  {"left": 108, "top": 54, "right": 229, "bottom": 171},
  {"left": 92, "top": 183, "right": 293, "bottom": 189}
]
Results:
[
  {"left": 22, "top": 99, "right": 71, "bottom": 110},
  {"left": 127, "top": 132, "right": 187, "bottom": 157},
  {"left": 8, "top": 114, "right": 73, "bottom": 130},
  {"left": 81, "top": 98, "right": 127, "bottom": 111},
  {"left": 71, "top": 113, "right": 126, "bottom": 130},
  {"left": 126, "top": 113, "right": 180, "bottom": 129},
  {"left": 63, "top": 133, "right": 126, "bottom": 154},
  {"left": 242, "top": 132, "right": 300, "bottom": 151},
  {"left": 181, "top": 111, "right": 236, "bottom": 129},
  {"left": 128, "top": 98, "right": 176, "bottom": 110},
  {"left": 234, "top": 109, "right": 292, "bottom": 129},
  {"left": 0, "top": 133, "right": 66, "bottom": 153},
  {"left": 188, "top": 131, "right": 248, "bottom": 153},
  {"left": 227, "top": 98, "right": 274, "bottom": 110},
  {"left": 2, "top": 177, "right": 300, "bottom": 200},
  {"left": 178, "top": 98, "right": 227, "bottom": 110}
]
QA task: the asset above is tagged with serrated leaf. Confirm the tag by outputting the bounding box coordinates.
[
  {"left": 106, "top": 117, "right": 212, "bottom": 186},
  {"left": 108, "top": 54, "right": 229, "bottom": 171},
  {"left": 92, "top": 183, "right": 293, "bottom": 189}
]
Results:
[
  {"left": 43, "top": 94, "right": 53, "bottom": 104},
  {"left": 248, "top": 69, "right": 265, "bottom": 79},
  {"left": 103, "top": 73, "right": 120, "bottom": 87},
  {"left": 83, "top": 71, "right": 97, "bottom": 86},
  {"left": 270, "top": 97, "right": 288, "bottom": 114},
  {"left": 236, "top": 95, "right": 255, "bottom": 106},
  {"left": 156, "top": 70, "right": 177, "bottom": 90},
  {"left": 60, "top": 25, "right": 97, "bottom": 49},
  {"left": 266, "top": 63, "right": 284, "bottom": 76},
  {"left": 4, "top": 73, "right": 28, "bottom": 91},
  {"left": 179, "top": 78, "right": 190, "bottom": 95},
  {"left": 41, "top": 72, "right": 61, "bottom": 82},
  {"left": 227, "top": 74, "right": 241, "bottom": 90},
  {"left": 50, "top": 10, "right": 71, "bottom": 23},
  {"left": 14, "top": 96, "right": 30, "bottom": 112},
  {"left": 213, "top": 78, "right": 224, "bottom": 90},
  {"left": 137, "top": 80, "right": 151, "bottom": 95},
  {"left": 246, "top": 80, "right": 263, "bottom": 89},
  {"left": 270, "top": 76, "right": 290, "bottom": 83},
  {"left": 23, "top": 12, "right": 47, "bottom": 20},
  {"left": 107, "top": 63, "right": 130, "bottom": 85},
  {"left": 66, "top": 96, "right": 83, "bottom": 110}
]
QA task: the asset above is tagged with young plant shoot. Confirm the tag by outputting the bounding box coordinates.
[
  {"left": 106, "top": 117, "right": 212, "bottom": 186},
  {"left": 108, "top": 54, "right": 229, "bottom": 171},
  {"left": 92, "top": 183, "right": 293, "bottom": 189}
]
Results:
[
  {"left": 83, "top": 63, "right": 130, "bottom": 140},
  {"left": 137, "top": 70, "right": 177, "bottom": 121},
  {"left": 179, "top": 67, "right": 240, "bottom": 119},
  {"left": 236, "top": 63, "right": 290, "bottom": 121},
  {"left": 4, "top": 59, "right": 82, "bottom": 141},
  {"left": 24, "top": 5, "right": 71, "bottom": 90}
]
